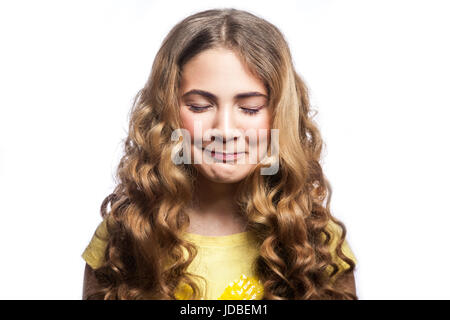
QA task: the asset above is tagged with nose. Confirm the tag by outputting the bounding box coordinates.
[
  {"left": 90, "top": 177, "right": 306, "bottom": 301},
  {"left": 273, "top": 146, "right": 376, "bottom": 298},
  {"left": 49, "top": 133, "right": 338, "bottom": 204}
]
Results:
[{"left": 210, "top": 104, "right": 241, "bottom": 145}]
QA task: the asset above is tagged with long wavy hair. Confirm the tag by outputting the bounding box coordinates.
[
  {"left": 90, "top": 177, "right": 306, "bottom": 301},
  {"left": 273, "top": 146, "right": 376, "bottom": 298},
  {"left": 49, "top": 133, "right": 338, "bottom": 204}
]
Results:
[{"left": 87, "top": 7, "right": 357, "bottom": 300}]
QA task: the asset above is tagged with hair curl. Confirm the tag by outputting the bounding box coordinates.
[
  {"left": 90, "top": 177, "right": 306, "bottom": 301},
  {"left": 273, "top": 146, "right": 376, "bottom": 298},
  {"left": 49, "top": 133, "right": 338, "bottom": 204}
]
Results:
[{"left": 86, "top": 7, "right": 357, "bottom": 300}]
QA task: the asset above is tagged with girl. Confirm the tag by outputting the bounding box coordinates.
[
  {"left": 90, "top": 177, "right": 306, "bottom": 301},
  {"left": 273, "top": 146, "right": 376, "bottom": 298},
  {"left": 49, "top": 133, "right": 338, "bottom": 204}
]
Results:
[{"left": 82, "top": 8, "right": 358, "bottom": 300}]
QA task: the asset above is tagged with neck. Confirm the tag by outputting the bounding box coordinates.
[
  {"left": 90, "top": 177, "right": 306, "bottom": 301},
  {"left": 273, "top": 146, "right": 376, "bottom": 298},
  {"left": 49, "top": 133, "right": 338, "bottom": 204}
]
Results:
[
  {"left": 185, "top": 173, "right": 248, "bottom": 235},
  {"left": 192, "top": 173, "right": 240, "bottom": 213}
]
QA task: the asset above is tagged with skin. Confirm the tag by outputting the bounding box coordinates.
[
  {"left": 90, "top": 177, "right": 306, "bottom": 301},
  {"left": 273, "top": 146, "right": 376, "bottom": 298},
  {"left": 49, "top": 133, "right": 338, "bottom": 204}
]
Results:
[
  {"left": 178, "top": 47, "right": 271, "bottom": 236},
  {"left": 82, "top": 47, "right": 356, "bottom": 299}
]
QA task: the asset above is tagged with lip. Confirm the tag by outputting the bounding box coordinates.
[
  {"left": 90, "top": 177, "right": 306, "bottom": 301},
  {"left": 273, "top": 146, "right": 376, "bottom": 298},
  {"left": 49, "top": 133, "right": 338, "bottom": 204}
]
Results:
[{"left": 202, "top": 147, "right": 246, "bottom": 161}]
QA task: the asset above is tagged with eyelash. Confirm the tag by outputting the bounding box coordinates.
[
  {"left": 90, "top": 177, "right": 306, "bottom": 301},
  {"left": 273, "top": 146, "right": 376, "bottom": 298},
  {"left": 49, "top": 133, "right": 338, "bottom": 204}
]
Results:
[{"left": 186, "top": 104, "right": 261, "bottom": 116}]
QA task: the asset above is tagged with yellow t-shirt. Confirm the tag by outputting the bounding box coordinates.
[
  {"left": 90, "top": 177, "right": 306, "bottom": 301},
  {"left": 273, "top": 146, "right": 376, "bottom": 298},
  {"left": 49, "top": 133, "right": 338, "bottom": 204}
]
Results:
[{"left": 81, "top": 217, "right": 357, "bottom": 300}]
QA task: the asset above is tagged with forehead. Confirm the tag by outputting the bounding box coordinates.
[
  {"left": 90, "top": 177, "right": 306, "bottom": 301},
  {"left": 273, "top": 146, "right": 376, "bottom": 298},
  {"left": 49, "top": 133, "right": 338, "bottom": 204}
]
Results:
[{"left": 179, "top": 48, "right": 267, "bottom": 97}]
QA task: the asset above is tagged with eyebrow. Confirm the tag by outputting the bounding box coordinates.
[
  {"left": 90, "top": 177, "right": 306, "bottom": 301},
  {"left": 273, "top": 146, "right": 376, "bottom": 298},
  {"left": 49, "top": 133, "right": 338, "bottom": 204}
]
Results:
[{"left": 181, "top": 89, "right": 268, "bottom": 104}]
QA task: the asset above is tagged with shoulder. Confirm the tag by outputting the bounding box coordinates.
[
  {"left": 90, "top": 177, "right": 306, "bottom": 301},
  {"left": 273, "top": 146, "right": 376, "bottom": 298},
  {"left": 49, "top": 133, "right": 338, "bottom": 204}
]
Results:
[
  {"left": 324, "top": 219, "right": 358, "bottom": 276},
  {"left": 81, "top": 217, "right": 111, "bottom": 270}
]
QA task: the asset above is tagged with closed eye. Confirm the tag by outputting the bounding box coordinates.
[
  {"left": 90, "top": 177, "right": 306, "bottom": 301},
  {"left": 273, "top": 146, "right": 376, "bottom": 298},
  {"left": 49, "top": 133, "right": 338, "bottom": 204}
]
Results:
[
  {"left": 240, "top": 107, "right": 261, "bottom": 115},
  {"left": 186, "top": 104, "right": 263, "bottom": 115},
  {"left": 186, "top": 104, "right": 212, "bottom": 112}
]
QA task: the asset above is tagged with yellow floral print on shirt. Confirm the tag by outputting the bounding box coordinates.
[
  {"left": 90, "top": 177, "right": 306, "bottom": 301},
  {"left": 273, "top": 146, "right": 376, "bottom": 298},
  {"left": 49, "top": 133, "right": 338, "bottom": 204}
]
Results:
[
  {"left": 83, "top": 217, "right": 357, "bottom": 300},
  {"left": 174, "top": 274, "right": 264, "bottom": 300},
  {"left": 218, "top": 274, "right": 264, "bottom": 300}
]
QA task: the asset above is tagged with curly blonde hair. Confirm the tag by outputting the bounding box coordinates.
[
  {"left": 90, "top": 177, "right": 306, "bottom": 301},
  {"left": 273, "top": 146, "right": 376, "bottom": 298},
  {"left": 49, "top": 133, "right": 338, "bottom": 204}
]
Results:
[{"left": 86, "top": 7, "right": 357, "bottom": 300}]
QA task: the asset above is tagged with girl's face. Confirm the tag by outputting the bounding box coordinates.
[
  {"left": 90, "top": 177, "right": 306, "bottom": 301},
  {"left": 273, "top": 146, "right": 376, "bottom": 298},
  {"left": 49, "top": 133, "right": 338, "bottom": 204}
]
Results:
[{"left": 178, "top": 47, "right": 271, "bottom": 183}]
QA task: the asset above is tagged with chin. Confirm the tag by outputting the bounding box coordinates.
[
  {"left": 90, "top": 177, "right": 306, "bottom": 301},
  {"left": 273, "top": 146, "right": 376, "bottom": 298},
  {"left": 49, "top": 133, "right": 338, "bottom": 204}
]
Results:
[{"left": 195, "top": 164, "right": 253, "bottom": 184}]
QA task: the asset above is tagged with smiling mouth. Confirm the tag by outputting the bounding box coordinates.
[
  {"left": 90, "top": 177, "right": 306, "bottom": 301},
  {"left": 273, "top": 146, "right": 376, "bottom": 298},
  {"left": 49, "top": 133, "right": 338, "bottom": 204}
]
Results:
[{"left": 201, "top": 147, "right": 246, "bottom": 161}]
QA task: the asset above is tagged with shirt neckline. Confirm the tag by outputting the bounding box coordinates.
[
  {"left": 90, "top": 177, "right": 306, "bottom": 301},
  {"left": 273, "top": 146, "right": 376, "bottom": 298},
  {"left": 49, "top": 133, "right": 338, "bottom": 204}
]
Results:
[{"left": 181, "top": 230, "right": 255, "bottom": 247}]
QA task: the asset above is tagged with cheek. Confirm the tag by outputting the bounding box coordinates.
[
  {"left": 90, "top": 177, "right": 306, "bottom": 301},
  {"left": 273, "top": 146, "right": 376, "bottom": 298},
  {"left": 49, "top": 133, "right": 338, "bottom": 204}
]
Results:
[
  {"left": 242, "top": 109, "right": 271, "bottom": 131},
  {"left": 180, "top": 109, "right": 193, "bottom": 134},
  {"left": 241, "top": 113, "right": 271, "bottom": 162},
  {"left": 180, "top": 109, "right": 202, "bottom": 140},
  {"left": 254, "top": 117, "right": 270, "bottom": 130},
  {"left": 242, "top": 114, "right": 271, "bottom": 145},
  {"left": 180, "top": 109, "right": 214, "bottom": 143}
]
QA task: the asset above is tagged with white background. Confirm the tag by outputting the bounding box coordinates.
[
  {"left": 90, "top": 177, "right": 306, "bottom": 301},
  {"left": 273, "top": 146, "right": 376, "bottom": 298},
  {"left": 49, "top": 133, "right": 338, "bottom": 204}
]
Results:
[{"left": 1, "top": 0, "right": 449, "bottom": 299}]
